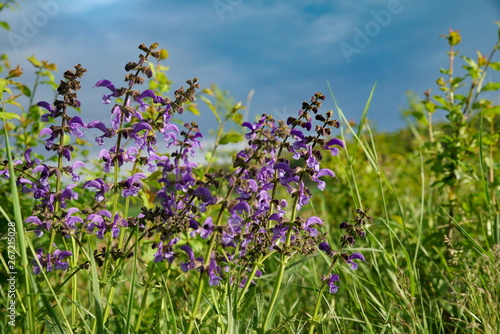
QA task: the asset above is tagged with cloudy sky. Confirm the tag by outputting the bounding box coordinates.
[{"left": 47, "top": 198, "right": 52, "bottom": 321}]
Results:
[{"left": 2, "top": 0, "right": 500, "bottom": 137}]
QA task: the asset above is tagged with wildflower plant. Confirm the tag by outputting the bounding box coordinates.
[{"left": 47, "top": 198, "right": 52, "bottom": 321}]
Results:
[
  {"left": 409, "top": 27, "right": 500, "bottom": 241},
  {"left": 0, "top": 42, "right": 366, "bottom": 333}
]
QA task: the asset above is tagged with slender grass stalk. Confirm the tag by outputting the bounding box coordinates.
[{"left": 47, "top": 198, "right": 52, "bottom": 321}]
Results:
[
  {"left": 261, "top": 254, "right": 288, "bottom": 330},
  {"left": 133, "top": 258, "right": 157, "bottom": 333},
  {"left": 89, "top": 242, "right": 105, "bottom": 334},
  {"left": 308, "top": 255, "right": 341, "bottom": 334},
  {"left": 159, "top": 267, "right": 178, "bottom": 334},
  {"left": 124, "top": 225, "right": 139, "bottom": 333}
]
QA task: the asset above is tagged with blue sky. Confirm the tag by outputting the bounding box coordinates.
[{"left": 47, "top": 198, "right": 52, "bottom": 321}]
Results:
[{"left": 2, "top": 0, "right": 500, "bottom": 136}]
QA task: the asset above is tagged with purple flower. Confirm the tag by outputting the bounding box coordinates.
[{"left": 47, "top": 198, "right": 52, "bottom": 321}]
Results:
[
  {"left": 271, "top": 224, "right": 289, "bottom": 244},
  {"left": 0, "top": 159, "right": 21, "bottom": 179},
  {"left": 311, "top": 168, "right": 335, "bottom": 191},
  {"left": 318, "top": 242, "right": 336, "bottom": 257},
  {"left": 132, "top": 121, "right": 153, "bottom": 134},
  {"left": 274, "top": 162, "right": 300, "bottom": 186},
  {"left": 37, "top": 101, "right": 60, "bottom": 121},
  {"left": 121, "top": 173, "right": 147, "bottom": 197},
  {"left": 321, "top": 273, "right": 340, "bottom": 294},
  {"left": 345, "top": 253, "right": 366, "bottom": 270},
  {"left": 131, "top": 122, "right": 153, "bottom": 150},
  {"left": 87, "top": 120, "right": 115, "bottom": 146},
  {"left": 95, "top": 79, "right": 120, "bottom": 104},
  {"left": 153, "top": 238, "right": 179, "bottom": 263},
  {"left": 323, "top": 138, "right": 345, "bottom": 156},
  {"left": 86, "top": 211, "right": 123, "bottom": 239},
  {"left": 25, "top": 216, "right": 50, "bottom": 237},
  {"left": 39, "top": 127, "right": 58, "bottom": 149},
  {"left": 32, "top": 248, "right": 73, "bottom": 275},
  {"left": 242, "top": 121, "right": 257, "bottom": 139},
  {"left": 67, "top": 116, "right": 86, "bottom": 138},
  {"left": 179, "top": 245, "right": 203, "bottom": 272},
  {"left": 63, "top": 207, "right": 83, "bottom": 230},
  {"left": 59, "top": 184, "right": 79, "bottom": 208},
  {"left": 303, "top": 216, "right": 323, "bottom": 237},
  {"left": 230, "top": 201, "right": 251, "bottom": 215},
  {"left": 295, "top": 181, "right": 310, "bottom": 210},
  {"left": 301, "top": 121, "right": 312, "bottom": 131},
  {"left": 83, "top": 178, "right": 110, "bottom": 202},
  {"left": 135, "top": 89, "right": 158, "bottom": 112},
  {"left": 160, "top": 122, "right": 179, "bottom": 148},
  {"left": 193, "top": 186, "right": 216, "bottom": 212},
  {"left": 32, "top": 164, "right": 52, "bottom": 185},
  {"left": 98, "top": 149, "right": 113, "bottom": 173},
  {"left": 207, "top": 258, "right": 222, "bottom": 286},
  {"left": 24, "top": 148, "right": 42, "bottom": 168},
  {"left": 67, "top": 161, "right": 85, "bottom": 182},
  {"left": 18, "top": 177, "right": 33, "bottom": 193},
  {"left": 200, "top": 217, "right": 213, "bottom": 239},
  {"left": 86, "top": 210, "right": 110, "bottom": 239}
]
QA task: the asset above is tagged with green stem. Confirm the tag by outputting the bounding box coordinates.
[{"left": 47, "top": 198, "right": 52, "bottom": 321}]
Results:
[
  {"left": 308, "top": 255, "right": 340, "bottom": 334},
  {"left": 308, "top": 285, "right": 328, "bottom": 334},
  {"left": 186, "top": 272, "right": 206, "bottom": 334},
  {"left": 262, "top": 255, "right": 287, "bottom": 330},
  {"left": 204, "top": 116, "right": 226, "bottom": 175},
  {"left": 28, "top": 70, "right": 41, "bottom": 111},
  {"left": 262, "top": 174, "right": 304, "bottom": 330}
]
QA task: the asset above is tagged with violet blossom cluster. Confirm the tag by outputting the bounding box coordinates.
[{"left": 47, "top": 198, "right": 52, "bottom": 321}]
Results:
[
  {"left": 9, "top": 43, "right": 365, "bottom": 294},
  {"left": 7, "top": 64, "right": 89, "bottom": 270}
]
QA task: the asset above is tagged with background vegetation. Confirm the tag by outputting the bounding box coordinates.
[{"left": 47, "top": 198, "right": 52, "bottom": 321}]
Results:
[{"left": 0, "top": 3, "right": 499, "bottom": 333}]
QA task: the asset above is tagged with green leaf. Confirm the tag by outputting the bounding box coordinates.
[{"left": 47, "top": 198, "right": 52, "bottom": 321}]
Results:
[
  {"left": 461, "top": 56, "right": 477, "bottom": 70},
  {"left": 424, "top": 101, "right": 436, "bottom": 114},
  {"left": 19, "top": 84, "right": 31, "bottom": 97},
  {"left": 483, "top": 105, "right": 500, "bottom": 116},
  {"left": 219, "top": 130, "right": 243, "bottom": 145},
  {"left": 482, "top": 82, "right": 500, "bottom": 91},
  {"left": 204, "top": 150, "right": 211, "bottom": 161},
  {"left": 237, "top": 285, "right": 257, "bottom": 321},
  {"left": 26, "top": 55, "right": 42, "bottom": 68},
  {"left": 0, "top": 78, "right": 6, "bottom": 100},
  {"left": 231, "top": 112, "right": 243, "bottom": 124},
  {"left": 0, "top": 110, "right": 20, "bottom": 120},
  {"left": 6, "top": 98, "right": 23, "bottom": 111},
  {"left": 0, "top": 21, "right": 9, "bottom": 30},
  {"left": 186, "top": 103, "right": 199, "bottom": 115},
  {"left": 433, "top": 95, "right": 448, "bottom": 108},
  {"left": 489, "top": 62, "right": 500, "bottom": 71}
]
